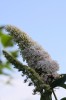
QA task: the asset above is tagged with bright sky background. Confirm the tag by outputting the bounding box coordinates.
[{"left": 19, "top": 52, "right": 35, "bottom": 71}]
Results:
[{"left": 0, "top": 0, "right": 66, "bottom": 100}]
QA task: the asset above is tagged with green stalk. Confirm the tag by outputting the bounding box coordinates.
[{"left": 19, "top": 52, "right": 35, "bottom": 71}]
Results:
[{"left": 40, "top": 91, "right": 52, "bottom": 100}]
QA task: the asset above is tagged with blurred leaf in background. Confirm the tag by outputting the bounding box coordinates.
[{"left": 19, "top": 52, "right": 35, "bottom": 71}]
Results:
[
  {"left": 0, "top": 28, "right": 19, "bottom": 83},
  {"left": 0, "top": 31, "right": 14, "bottom": 47}
]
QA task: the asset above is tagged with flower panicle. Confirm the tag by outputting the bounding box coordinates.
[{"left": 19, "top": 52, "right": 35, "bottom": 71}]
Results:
[{"left": 2, "top": 25, "right": 59, "bottom": 82}]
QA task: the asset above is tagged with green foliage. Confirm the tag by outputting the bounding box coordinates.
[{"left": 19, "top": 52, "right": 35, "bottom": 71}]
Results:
[
  {"left": 10, "top": 50, "right": 19, "bottom": 58},
  {"left": 0, "top": 29, "right": 19, "bottom": 76},
  {"left": 51, "top": 74, "right": 66, "bottom": 88},
  {"left": 0, "top": 30, "right": 13, "bottom": 47},
  {"left": 61, "top": 84, "right": 66, "bottom": 89},
  {"left": 61, "top": 98, "right": 66, "bottom": 100}
]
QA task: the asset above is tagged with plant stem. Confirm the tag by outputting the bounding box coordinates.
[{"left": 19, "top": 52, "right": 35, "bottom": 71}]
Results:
[
  {"left": 40, "top": 91, "right": 52, "bottom": 100},
  {"left": 52, "top": 89, "right": 58, "bottom": 100}
]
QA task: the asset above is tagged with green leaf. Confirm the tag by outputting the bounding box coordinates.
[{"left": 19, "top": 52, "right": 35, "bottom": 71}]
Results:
[
  {"left": 61, "top": 97, "right": 66, "bottom": 100},
  {"left": 10, "top": 50, "right": 19, "bottom": 58},
  {"left": 0, "top": 60, "right": 5, "bottom": 69},
  {"left": 1, "top": 33, "right": 14, "bottom": 47},
  {"left": 51, "top": 74, "right": 66, "bottom": 88},
  {"left": 0, "top": 30, "right": 3, "bottom": 37},
  {"left": 4, "top": 61, "right": 13, "bottom": 70},
  {"left": 0, "top": 60, "right": 12, "bottom": 72},
  {"left": 60, "top": 84, "right": 66, "bottom": 89}
]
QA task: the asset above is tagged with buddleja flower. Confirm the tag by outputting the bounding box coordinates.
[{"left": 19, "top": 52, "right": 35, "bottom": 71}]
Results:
[{"left": 3, "top": 25, "right": 59, "bottom": 82}]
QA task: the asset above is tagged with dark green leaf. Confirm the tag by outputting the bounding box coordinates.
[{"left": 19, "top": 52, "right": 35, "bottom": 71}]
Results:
[
  {"left": 61, "top": 97, "right": 66, "bottom": 100},
  {"left": 51, "top": 74, "right": 66, "bottom": 88},
  {"left": 60, "top": 84, "right": 66, "bottom": 89}
]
